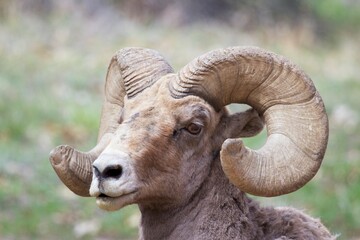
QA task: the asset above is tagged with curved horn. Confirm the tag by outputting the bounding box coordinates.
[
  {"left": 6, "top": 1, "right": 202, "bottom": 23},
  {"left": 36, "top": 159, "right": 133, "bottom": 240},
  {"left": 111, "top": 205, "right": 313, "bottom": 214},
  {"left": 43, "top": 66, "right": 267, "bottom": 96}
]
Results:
[
  {"left": 50, "top": 48, "right": 173, "bottom": 196},
  {"left": 170, "top": 47, "right": 328, "bottom": 197}
]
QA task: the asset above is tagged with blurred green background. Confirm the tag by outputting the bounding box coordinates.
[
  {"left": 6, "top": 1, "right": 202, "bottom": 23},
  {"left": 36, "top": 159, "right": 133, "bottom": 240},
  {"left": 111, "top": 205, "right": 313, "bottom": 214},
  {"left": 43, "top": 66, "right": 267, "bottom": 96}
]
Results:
[{"left": 0, "top": 0, "right": 359, "bottom": 239}]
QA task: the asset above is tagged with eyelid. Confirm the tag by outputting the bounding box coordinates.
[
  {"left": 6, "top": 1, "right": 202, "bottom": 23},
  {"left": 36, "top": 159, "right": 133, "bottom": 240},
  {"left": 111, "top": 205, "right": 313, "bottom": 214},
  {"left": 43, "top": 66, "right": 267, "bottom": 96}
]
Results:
[{"left": 191, "top": 121, "right": 204, "bottom": 127}]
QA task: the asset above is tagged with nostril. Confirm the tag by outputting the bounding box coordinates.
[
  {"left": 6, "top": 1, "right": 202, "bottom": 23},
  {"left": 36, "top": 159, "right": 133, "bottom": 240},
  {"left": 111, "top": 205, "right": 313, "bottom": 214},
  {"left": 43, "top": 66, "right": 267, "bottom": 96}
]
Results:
[
  {"left": 102, "top": 164, "right": 123, "bottom": 179},
  {"left": 93, "top": 166, "right": 101, "bottom": 178}
]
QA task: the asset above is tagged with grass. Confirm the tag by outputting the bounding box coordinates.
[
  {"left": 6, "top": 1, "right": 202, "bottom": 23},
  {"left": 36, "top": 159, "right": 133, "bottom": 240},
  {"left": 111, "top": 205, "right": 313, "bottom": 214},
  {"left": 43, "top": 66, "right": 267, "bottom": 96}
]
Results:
[{"left": 1, "top": 3, "right": 359, "bottom": 239}]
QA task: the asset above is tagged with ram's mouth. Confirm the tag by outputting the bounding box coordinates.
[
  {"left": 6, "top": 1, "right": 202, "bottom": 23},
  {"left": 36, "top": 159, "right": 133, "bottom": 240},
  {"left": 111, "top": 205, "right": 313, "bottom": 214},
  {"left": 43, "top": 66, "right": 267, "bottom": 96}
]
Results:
[{"left": 95, "top": 191, "right": 137, "bottom": 211}]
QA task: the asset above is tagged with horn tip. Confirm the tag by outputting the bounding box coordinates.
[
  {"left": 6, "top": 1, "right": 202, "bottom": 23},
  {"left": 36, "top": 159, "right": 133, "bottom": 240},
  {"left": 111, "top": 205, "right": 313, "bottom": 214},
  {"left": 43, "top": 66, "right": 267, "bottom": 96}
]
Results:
[
  {"left": 49, "top": 145, "right": 72, "bottom": 166},
  {"left": 221, "top": 138, "right": 245, "bottom": 157},
  {"left": 49, "top": 145, "right": 93, "bottom": 197}
]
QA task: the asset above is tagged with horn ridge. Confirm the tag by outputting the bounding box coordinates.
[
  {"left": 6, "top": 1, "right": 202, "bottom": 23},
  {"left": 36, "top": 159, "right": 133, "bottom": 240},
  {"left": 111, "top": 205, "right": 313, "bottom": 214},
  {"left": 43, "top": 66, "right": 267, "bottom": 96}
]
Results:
[
  {"left": 117, "top": 48, "right": 174, "bottom": 99},
  {"left": 171, "top": 46, "right": 328, "bottom": 196}
]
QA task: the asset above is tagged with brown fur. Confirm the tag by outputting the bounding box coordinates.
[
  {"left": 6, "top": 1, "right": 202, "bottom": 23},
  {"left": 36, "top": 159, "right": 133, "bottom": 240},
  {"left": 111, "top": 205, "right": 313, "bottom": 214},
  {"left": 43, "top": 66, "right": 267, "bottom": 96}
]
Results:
[
  {"left": 98, "top": 78, "right": 335, "bottom": 239},
  {"left": 138, "top": 159, "right": 334, "bottom": 240},
  {"left": 51, "top": 47, "right": 334, "bottom": 239}
]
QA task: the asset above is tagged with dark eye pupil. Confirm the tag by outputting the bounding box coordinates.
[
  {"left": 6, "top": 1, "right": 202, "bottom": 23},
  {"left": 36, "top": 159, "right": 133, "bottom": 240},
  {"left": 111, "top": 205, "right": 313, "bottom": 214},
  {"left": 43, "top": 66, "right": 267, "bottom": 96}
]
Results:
[{"left": 187, "top": 123, "right": 201, "bottom": 134}]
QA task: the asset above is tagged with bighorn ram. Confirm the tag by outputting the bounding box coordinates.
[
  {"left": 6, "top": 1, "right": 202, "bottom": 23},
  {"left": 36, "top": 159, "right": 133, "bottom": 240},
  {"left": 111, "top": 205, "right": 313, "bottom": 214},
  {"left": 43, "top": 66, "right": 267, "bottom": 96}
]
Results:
[{"left": 50, "top": 47, "right": 335, "bottom": 239}]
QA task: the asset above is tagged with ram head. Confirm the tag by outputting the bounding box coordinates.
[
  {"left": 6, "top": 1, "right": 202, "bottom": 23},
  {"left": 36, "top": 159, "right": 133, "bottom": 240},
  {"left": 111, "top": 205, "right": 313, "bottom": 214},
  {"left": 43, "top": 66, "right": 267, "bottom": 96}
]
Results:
[{"left": 49, "top": 47, "right": 328, "bottom": 211}]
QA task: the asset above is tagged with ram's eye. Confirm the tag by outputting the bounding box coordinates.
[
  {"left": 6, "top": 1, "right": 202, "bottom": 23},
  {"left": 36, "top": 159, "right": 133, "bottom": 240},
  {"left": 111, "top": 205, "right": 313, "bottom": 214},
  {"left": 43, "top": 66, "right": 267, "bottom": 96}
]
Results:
[{"left": 186, "top": 123, "right": 202, "bottom": 135}]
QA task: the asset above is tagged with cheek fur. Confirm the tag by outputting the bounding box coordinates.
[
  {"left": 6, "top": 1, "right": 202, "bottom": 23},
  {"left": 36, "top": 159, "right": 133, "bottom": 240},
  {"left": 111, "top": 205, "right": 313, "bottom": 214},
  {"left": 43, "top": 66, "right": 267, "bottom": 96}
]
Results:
[
  {"left": 125, "top": 121, "right": 216, "bottom": 206},
  {"left": 130, "top": 124, "right": 182, "bottom": 184},
  {"left": 132, "top": 140, "right": 184, "bottom": 205}
]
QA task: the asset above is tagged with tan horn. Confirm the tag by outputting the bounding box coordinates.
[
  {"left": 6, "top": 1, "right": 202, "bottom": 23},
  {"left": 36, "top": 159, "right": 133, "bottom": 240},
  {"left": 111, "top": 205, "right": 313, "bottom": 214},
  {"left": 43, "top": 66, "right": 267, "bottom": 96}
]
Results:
[
  {"left": 50, "top": 48, "right": 173, "bottom": 196},
  {"left": 170, "top": 46, "right": 328, "bottom": 197}
]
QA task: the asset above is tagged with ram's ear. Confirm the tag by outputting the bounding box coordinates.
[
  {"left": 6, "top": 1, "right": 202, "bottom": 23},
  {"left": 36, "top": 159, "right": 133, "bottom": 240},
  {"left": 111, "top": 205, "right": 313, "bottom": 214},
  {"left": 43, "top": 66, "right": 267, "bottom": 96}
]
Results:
[{"left": 221, "top": 108, "right": 264, "bottom": 139}]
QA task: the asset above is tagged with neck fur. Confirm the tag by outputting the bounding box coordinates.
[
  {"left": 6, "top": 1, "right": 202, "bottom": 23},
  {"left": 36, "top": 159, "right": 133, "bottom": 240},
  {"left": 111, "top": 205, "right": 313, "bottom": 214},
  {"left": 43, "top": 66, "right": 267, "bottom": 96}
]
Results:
[{"left": 138, "top": 159, "right": 263, "bottom": 240}]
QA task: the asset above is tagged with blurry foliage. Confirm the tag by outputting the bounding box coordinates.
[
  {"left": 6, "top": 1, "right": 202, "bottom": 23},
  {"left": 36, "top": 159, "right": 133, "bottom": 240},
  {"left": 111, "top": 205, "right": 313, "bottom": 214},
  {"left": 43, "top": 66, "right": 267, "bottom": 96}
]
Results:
[
  {"left": 1, "top": 0, "right": 359, "bottom": 39},
  {"left": 307, "top": 0, "right": 360, "bottom": 27},
  {"left": 0, "top": 0, "right": 359, "bottom": 239}
]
